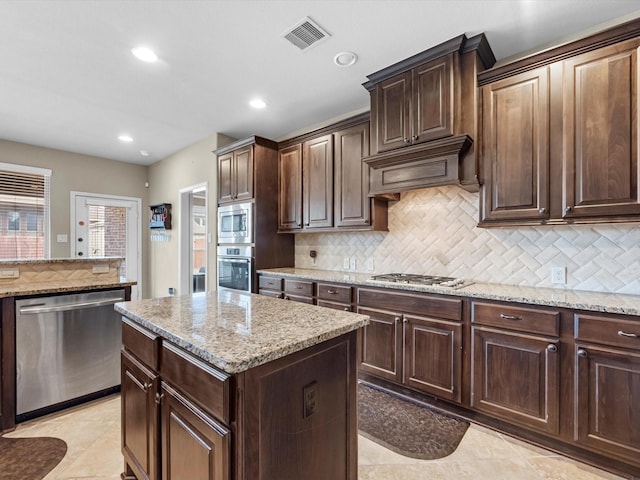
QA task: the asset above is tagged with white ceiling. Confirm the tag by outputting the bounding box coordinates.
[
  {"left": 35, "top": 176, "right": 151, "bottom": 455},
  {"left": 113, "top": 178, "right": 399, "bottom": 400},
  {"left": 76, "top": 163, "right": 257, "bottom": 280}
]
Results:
[{"left": 1, "top": 1, "right": 639, "bottom": 166}]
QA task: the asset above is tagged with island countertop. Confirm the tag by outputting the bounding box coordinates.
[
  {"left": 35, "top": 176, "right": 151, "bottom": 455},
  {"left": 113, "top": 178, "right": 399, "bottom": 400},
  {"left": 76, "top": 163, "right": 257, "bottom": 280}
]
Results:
[{"left": 115, "top": 290, "right": 370, "bottom": 374}]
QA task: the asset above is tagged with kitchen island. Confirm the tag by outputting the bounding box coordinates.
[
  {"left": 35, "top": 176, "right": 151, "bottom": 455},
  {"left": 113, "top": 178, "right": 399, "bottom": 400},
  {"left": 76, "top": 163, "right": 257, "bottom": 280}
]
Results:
[{"left": 115, "top": 290, "right": 369, "bottom": 480}]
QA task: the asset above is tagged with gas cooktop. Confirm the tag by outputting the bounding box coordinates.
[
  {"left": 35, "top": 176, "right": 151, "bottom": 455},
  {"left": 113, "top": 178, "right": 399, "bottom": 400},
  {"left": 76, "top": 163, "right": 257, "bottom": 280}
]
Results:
[{"left": 369, "top": 273, "right": 468, "bottom": 288}]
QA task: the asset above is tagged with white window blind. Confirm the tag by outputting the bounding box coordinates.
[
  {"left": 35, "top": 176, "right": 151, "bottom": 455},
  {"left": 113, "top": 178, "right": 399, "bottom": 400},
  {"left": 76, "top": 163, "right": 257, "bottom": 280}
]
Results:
[{"left": 0, "top": 163, "right": 51, "bottom": 259}]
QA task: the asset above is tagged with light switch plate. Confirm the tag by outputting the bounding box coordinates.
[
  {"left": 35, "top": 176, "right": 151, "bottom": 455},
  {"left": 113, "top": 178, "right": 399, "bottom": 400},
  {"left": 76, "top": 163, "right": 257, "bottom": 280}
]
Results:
[{"left": 56, "top": 234, "right": 68, "bottom": 243}]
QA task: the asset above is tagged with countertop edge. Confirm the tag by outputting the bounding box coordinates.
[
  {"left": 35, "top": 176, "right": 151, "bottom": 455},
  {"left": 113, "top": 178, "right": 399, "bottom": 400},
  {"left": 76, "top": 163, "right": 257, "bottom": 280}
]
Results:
[{"left": 0, "top": 280, "right": 137, "bottom": 298}]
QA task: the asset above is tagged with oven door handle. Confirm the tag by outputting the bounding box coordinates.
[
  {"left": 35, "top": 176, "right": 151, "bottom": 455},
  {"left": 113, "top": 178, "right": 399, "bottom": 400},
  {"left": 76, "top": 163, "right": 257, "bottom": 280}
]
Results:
[{"left": 219, "top": 257, "right": 251, "bottom": 264}]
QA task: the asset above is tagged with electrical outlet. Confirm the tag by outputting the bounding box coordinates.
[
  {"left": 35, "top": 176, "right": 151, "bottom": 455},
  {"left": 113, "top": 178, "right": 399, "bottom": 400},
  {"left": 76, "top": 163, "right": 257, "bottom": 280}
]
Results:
[
  {"left": 349, "top": 257, "right": 357, "bottom": 271},
  {"left": 343, "top": 256, "right": 350, "bottom": 270},
  {"left": 0, "top": 268, "right": 19, "bottom": 278},
  {"left": 365, "top": 257, "right": 374, "bottom": 272},
  {"left": 92, "top": 264, "right": 110, "bottom": 274},
  {"left": 303, "top": 381, "right": 318, "bottom": 419},
  {"left": 551, "top": 266, "right": 566, "bottom": 284}
]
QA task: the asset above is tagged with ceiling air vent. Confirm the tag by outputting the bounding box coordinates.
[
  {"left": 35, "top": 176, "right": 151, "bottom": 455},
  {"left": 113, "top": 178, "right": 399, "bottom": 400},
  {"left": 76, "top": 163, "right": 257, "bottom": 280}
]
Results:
[{"left": 283, "top": 17, "right": 330, "bottom": 51}]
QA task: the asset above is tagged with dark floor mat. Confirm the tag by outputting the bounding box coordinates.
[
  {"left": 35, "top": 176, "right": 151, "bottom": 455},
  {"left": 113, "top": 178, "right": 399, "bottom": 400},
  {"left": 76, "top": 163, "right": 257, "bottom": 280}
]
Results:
[
  {"left": 358, "top": 383, "right": 469, "bottom": 460},
  {"left": 0, "top": 435, "right": 67, "bottom": 480}
]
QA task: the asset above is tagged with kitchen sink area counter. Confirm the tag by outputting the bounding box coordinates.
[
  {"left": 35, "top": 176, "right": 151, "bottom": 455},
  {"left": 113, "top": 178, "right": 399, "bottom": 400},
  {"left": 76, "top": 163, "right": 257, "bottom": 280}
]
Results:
[{"left": 116, "top": 290, "right": 368, "bottom": 480}]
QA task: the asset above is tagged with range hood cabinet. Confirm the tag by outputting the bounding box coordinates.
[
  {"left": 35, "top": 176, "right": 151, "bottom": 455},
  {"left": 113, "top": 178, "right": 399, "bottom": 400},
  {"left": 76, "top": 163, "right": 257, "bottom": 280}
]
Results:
[
  {"left": 362, "top": 33, "right": 495, "bottom": 198},
  {"left": 365, "top": 134, "right": 473, "bottom": 198}
]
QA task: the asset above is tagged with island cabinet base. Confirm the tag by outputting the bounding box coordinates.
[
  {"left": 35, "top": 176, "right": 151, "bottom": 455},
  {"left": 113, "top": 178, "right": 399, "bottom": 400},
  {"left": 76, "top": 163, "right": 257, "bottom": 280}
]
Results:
[{"left": 121, "top": 317, "right": 359, "bottom": 480}]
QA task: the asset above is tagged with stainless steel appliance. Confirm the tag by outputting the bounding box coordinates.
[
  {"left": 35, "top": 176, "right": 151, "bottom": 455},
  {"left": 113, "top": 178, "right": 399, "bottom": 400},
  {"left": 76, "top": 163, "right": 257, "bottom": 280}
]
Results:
[
  {"left": 369, "top": 273, "right": 468, "bottom": 288},
  {"left": 217, "top": 245, "right": 253, "bottom": 293},
  {"left": 15, "top": 288, "right": 125, "bottom": 421},
  {"left": 217, "top": 202, "right": 253, "bottom": 244}
]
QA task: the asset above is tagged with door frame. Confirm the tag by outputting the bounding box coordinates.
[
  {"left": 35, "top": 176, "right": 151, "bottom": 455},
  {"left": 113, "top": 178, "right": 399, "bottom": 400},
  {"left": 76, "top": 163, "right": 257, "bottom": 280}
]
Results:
[
  {"left": 70, "top": 191, "right": 142, "bottom": 299},
  {"left": 178, "top": 182, "right": 209, "bottom": 295}
]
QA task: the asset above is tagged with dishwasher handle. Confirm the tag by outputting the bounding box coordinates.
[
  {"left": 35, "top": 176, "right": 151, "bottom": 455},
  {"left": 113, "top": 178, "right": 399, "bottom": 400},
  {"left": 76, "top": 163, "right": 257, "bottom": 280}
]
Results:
[{"left": 18, "top": 297, "right": 124, "bottom": 315}]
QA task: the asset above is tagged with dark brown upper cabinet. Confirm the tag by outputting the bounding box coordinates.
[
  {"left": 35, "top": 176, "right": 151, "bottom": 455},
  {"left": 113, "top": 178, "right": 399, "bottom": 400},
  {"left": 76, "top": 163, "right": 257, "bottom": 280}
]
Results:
[
  {"left": 278, "top": 114, "right": 388, "bottom": 233},
  {"left": 217, "top": 145, "right": 253, "bottom": 204},
  {"left": 478, "top": 18, "right": 640, "bottom": 226},
  {"left": 363, "top": 34, "right": 495, "bottom": 196}
]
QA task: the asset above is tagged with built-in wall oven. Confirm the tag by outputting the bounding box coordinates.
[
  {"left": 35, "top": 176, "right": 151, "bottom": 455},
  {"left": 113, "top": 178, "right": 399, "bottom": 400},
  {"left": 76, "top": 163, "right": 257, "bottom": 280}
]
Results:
[
  {"left": 217, "top": 245, "right": 253, "bottom": 293},
  {"left": 217, "top": 202, "right": 253, "bottom": 244}
]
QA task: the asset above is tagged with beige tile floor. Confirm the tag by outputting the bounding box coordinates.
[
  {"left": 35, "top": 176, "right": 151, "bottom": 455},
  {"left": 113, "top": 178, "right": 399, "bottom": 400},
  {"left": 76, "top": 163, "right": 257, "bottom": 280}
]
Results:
[{"left": 4, "top": 393, "right": 627, "bottom": 480}]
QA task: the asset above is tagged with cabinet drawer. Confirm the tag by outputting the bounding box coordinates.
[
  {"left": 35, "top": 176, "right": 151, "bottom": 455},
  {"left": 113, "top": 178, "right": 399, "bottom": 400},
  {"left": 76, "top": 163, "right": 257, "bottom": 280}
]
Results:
[
  {"left": 357, "top": 288, "right": 462, "bottom": 321},
  {"left": 284, "top": 294, "right": 314, "bottom": 304},
  {"left": 122, "top": 317, "right": 160, "bottom": 371},
  {"left": 259, "top": 275, "right": 283, "bottom": 291},
  {"left": 317, "top": 300, "right": 351, "bottom": 312},
  {"left": 160, "top": 342, "right": 230, "bottom": 424},
  {"left": 259, "top": 289, "right": 283, "bottom": 299},
  {"left": 472, "top": 302, "right": 559, "bottom": 337},
  {"left": 284, "top": 279, "right": 314, "bottom": 297},
  {"left": 317, "top": 283, "right": 352, "bottom": 304},
  {"left": 575, "top": 313, "right": 640, "bottom": 350}
]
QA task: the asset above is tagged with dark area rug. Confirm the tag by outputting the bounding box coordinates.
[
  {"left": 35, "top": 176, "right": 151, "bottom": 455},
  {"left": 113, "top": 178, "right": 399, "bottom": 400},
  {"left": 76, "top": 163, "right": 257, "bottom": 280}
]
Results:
[
  {"left": 358, "top": 383, "right": 469, "bottom": 459},
  {"left": 0, "top": 435, "right": 67, "bottom": 480}
]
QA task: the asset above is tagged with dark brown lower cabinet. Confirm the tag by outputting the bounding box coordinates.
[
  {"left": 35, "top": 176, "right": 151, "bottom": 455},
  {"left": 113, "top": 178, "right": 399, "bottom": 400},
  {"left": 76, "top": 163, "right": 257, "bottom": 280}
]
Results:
[
  {"left": 161, "top": 383, "right": 230, "bottom": 480},
  {"left": 471, "top": 326, "right": 560, "bottom": 435},
  {"left": 358, "top": 307, "right": 402, "bottom": 383},
  {"left": 574, "top": 343, "right": 640, "bottom": 467}
]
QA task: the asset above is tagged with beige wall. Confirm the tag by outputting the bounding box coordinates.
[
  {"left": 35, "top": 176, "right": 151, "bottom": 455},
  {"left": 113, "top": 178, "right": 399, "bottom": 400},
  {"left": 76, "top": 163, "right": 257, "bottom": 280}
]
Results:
[
  {"left": 0, "top": 139, "right": 149, "bottom": 293},
  {"left": 146, "top": 133, "right": 235, "bottom": 299}
]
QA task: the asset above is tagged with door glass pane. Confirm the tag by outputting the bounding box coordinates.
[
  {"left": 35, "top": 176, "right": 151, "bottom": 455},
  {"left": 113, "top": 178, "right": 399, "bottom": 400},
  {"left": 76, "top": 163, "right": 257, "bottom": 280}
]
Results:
[
  {"left": 88, "top": 205, "right": 127, "bottom": 280},
  {"left": 192, "top": 192, "right": 206, "bottom": 292}
]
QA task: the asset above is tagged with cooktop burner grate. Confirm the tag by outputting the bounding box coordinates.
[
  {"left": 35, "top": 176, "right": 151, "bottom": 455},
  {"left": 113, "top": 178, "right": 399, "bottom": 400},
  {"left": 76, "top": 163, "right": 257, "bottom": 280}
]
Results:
[{"left": 369, "top": 273, "right": 466, "bottom": 288}]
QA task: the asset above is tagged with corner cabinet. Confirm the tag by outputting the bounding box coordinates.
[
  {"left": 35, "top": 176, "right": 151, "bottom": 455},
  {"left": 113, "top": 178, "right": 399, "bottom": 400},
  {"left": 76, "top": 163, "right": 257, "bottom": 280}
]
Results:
[
  {"left": 478, "top": 22, "right": 640, "bottom": 226},
  {"left": 278, "top": 114, "right": 388, "bottom": 233}
]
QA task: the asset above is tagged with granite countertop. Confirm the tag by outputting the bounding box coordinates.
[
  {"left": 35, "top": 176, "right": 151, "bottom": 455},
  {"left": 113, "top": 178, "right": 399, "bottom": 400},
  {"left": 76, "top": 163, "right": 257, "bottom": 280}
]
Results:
[
  {"left": 0, "top": 280, "right": 137, "bottom": 298},
  {"left": 115, "top": 290, "right": 370, "bottom": 374},
  {"left": 258, "top": 267, "right": 640, "bottom": 317}
]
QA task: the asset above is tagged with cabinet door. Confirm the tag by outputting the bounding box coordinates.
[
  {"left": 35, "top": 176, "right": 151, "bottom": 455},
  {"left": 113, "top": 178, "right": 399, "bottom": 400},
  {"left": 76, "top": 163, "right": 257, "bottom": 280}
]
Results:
[
  {"left": 412, "top": 54, "right": 454, "bottom": 144},
  {"left": 217, "top": 152, "right": 234, "bottom": 204},
  {"left": 334, "top": 122, "right": 371, "bottom": 227},
  {"left": 121, "top": 350, "right": 159, "bottom": 480},
  {"left": 233, "top": 146, "right": 254, "bottom": 202},
  {"left": 303, "top": 134, "right": 333, "bottom": 228},
  {"left": 160, "top": 383, "right": 230, "bottom": 480},
  {"left": 374, "top": 72, "right": 411, "bottom": 153},
  {"left": 471, "top": 326, "right": 560, "bottom": 435},
  {"left": 575, "top": 343, "right": 640, "bottom": 466},
  {"left": 562, "top": 38, "right": 640, "bottom": 219},
  {"left": 480, "top": 67, "right": 550, "bottom": 224},
  {"left": 278, "top": 144, "right": 303, "bottom": 230},
  {"left": 357, "top": 307, "right": 402, "bottom": 383},
  {"left": 404, "top": 315, "right": 462, "bottom": 403}
]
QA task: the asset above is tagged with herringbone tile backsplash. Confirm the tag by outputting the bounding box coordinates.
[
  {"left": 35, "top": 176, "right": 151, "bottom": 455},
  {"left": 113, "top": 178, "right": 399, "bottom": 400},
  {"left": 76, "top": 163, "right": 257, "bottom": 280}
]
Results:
[{"left": 295, "top": 186, "right": 640, "bottom": 294}]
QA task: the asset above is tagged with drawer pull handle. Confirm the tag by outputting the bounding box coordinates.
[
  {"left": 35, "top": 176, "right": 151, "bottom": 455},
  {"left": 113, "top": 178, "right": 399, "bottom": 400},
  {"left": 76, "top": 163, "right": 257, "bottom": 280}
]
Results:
[
  {"left": 294, "top": 285, "right": 304, "bottom": 289},
  {"left": 499, "top": 313, "right": 523, "bottom": 321},
  {"left": 547, "top": 344, "right": 557, "bottom": 353},
  {"left": 327, "top": 289, "right": 338, "bottom": 294},
  {"left": 577, "top": 349, "right": 588, "bottom": 358},
  {"left": 618, "top": 330, "right": 639, "bottom": 338}
]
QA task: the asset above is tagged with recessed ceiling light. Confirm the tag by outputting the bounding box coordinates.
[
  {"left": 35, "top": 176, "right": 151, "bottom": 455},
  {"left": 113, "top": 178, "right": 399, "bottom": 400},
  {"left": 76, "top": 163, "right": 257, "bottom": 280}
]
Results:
[
  {"left": 334, "top": 51, "right": 358, "bottom": 67},
  {"left": 131, "top": 46, "right": 158, "bottom": 63},
  {"left": 249, "top": 98, "right": 267, "bottom": 109},
  {"left": 118, "top": 135, "right": 133, "bottom": 143}
]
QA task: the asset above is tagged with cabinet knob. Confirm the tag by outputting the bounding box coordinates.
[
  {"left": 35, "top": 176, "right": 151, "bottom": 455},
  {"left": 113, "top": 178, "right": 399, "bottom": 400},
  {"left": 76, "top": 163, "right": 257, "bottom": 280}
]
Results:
[
  {"left": 547, "top": 344, "right": 557, "bottom": 352},
  {"left": 394, "top": 316, "right": 401, "bottom": 323},
  {"left": 618, "top": 330, "right": 639, "bottom": 338},
  {"left": 403, "top": 138, "right": 411, "bottom": 144},
  {"left": 565, "top": 206, "right": 573, "bottom": 213},
  {"left": 155, "top": 392, "right": 165, "bottom": 404},
  {"left": 411, "top": 135, "right": 419, "bottom": 142},
  {"left": 284, "top": 296, "right": 290, "bottom": 300},
  {"left": 539, "top": 208, "right": 547, "bottom": 215},
  {"left": 577, "top": 349, "right": 588, "bottom": 358},
  {"left": 343, "top": 307, "right": 350, "bottom": 311},
  {"left": 142, "top": 382, "right": 150, "bottom": 392}
]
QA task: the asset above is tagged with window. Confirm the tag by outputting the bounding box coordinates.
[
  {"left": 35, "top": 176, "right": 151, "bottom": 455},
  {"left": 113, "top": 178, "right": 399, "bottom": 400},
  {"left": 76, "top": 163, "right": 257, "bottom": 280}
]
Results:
[{"left": 0, "top": 163, "right": 51, "bottom": 259}]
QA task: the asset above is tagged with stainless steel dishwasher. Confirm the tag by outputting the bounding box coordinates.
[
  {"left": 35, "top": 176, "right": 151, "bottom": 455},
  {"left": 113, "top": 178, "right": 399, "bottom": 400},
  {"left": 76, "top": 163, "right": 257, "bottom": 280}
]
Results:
[{"left": 15, "top": 288, "right": 125, "bottom": 421}]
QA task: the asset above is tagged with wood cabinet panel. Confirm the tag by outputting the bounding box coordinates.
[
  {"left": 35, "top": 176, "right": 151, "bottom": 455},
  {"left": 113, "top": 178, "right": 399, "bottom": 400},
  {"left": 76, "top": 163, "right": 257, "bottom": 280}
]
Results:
[
  {"left": 217, "top": 153, "right": 234, "bottom": 204},
  {"left": 471, "top": 326, "right": 560, "bottom": 434},
  {"left": 357, "top": 307, "right": 402, "bottom": 383},
  {"left": 375, "top": 73, "right": 411, "bottom": 152},
  {"left": 161, "top": 383, "right": 230, "bottom": 480},
  {"left": 278, "top": 144, "right": 303, "bottom": 231},
  {"left": 574, "top": 343, "right": 640, "bottom": 466},
  {"left": 317, "top": 300, "right": 351, "bottom": 312},
  {"left": 233, "top": 146, "right": 254, "bottom": 203},
  {"left": 413, "top": 55, "right": 453, "bottom": 142},
  {"left": 480, "top": 67, "right": 550, "bottom": 223},
  {"left": 123, "top": 318, "right": 160, "bottom": 371},
  {"left": 284, "top": 279, "right": 314, "bottom": 298},
  {"left": 258, "top": 276, "right": 282, "bottom": 292},
  {"left": 121, "top": 350, "right": 159, "bottom": 480},
  {"left": 317, "top": 283, "right": 352, "bottom": 304},
  {"left": 303, "top": 134, "right": 333, "bottom": 228},
  {"left": 472, "top": 302, "right": 559, "bottom": 336},
  {"left": 357, "top": 288, "right": 462, "bottom": 321},
  {"left": 334, "top": 122, "right": 371, "bottom": 227},
  {"left": 575, "top": 313, "right": 640, "bottom": 350},
  {"left": 562, "top": 38, "right": 640, "bottom": 219},
  {"left": 404, "top": 315, "right": 462, "bottom": 402}
]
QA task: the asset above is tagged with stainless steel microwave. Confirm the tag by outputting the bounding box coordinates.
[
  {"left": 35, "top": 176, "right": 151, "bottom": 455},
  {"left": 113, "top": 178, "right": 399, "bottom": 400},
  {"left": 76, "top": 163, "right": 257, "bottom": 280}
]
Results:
[{"left": 217, "top": 202, "right": 253, "bottom": 244}]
